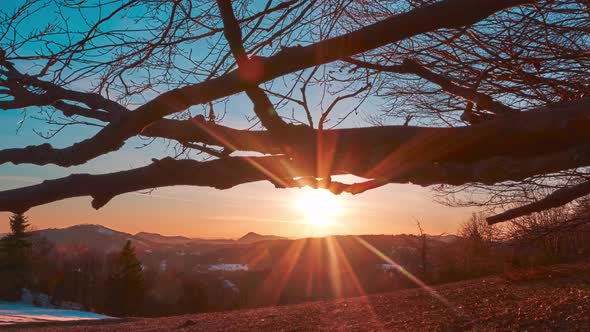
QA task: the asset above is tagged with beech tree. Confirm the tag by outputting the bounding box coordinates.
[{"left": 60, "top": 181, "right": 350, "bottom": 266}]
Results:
[{"left": 0, "top": 0, "right": 589, "bottom": 225}]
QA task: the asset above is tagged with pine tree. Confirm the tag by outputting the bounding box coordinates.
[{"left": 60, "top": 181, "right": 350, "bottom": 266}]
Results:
[
  {"left": 106, "top": 240, "right": 145, "bottom": 316},
  {"left": 0, "top": 213, "right": 32, "bottom": 300}
]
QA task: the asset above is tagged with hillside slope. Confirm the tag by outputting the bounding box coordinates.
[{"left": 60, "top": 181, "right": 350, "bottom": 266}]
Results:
[
  {"left": 7, "top": 264, "right": 590, "bottom": 331},
  {"left": 237, "top": 232, "right": 286, "bottom": 243}
]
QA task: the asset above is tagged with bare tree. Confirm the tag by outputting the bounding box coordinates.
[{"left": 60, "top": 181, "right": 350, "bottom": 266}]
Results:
[
  {"left": 0, "top": 0, "right": 589, "bottom": 226},
  {"left": 414, "top": 220, "right": 428, "bottom": 281}
]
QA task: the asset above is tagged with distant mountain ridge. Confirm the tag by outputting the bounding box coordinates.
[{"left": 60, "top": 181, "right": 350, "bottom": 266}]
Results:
[
  {"left": 427, "top": 234, "right": 461, "bottom": 243},
  {"left": 238, "top": 232, "right": 286, "bottom": 243},
  {"left": 28, "top": 224, "right": 287, "bottom": 253},
  {"left": 134, "top": 231, "right": 195, "bottom": 245},
  {"left": 29, "top": 224, "right": 455, "bottom": 256},
  {"left": 32, "top": 224, "right": 137, "bottom": 253}
]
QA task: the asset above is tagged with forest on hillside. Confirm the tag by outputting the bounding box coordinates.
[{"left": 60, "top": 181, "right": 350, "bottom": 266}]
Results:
[{"left": 1, "top": 198, "right": 590, "bottom": 317}]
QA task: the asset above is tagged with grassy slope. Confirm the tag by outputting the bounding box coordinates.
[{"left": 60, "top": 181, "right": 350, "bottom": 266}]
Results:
[{"left": 7, "top": 264, "right": 590, "bottom": 331}]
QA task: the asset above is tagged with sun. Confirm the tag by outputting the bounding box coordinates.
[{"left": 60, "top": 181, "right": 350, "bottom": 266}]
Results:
[{"left": 296, "top": 188, "right": 342, "bottom": 227}]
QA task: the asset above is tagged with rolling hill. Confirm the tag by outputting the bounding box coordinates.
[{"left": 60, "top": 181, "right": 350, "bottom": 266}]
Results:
[
  {"left": 237, "top": 232, "right": 286, "bottom": 244},
  {"left": 29, "top": 224, "right": 272, "bottom": 254},
  {"left": 33, "top": 224, "right": 139, "bottom": 253},
  {"left": 5, "top": 264, "right": 590, "bottom": 331}
]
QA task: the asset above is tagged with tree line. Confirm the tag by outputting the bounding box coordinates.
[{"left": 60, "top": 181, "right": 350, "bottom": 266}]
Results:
[
  {"left": 1, "top": 203, "right": 589, "bottom": 317},
  {"left": 0, "top": 214, "right": 145, "bottom": 317}
]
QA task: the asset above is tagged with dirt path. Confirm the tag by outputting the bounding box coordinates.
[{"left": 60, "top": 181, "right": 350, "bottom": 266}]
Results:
[{"left": 6, "top": 264, "right": 590, "bottom": 331}]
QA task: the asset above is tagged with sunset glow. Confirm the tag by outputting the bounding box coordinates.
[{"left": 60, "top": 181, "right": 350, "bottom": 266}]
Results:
[
  {"left": 296, "top": 188, "right": 343, "bottom": 227},
  {"left": 0, "top": 0, "right": 583, "bottom": 328}
]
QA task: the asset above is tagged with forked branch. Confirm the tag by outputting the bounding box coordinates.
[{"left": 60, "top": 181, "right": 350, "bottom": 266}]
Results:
[{"left": 0, "top": 0, "right": 531, "bottom": 167}]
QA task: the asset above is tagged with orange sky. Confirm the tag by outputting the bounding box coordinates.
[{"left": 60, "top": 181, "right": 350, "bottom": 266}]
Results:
[
  {"left": 0, "top": 97, "right": 476, "bottom": 239},
  {"left": 0, "top": 34, "right": 475, "bottom": 239},
  {"left": 0, "top": 176, "right": 473, "bottom": 238}
]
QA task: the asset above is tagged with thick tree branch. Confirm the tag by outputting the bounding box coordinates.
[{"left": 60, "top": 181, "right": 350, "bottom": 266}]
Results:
[
  {"left": 216, "top": 0, "right": 288, "bottom": 132},
  {"left": 144, "top": 114, "right": 590, "bottom": 186},
  {"left": 487, "top": 180, "right": 590, "bottom": 225},
  {"left": 0, "top": 0, "right": 530, "bottom": 167},
  {"left": 52, "top": 101, "right": 112, "bottom": 122},
  {"left": 139, "top": 97, "right": 590, "bottom": 167},
  {"left": 381, "top": 144, "right": 590, "bottom": 187},
  {"left": 1, "top": 138, "right": 589, "bottom": 214},
  {"left": 3, "top": 93, "right": 588, "bottom": 177},
  {"left": 0, "top": 155, "right": 336, "bottom": 213}
]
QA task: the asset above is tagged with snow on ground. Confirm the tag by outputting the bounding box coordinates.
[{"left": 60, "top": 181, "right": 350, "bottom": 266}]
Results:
[
  {"left": 223, "top": 279, "right": 240, "bottom": 293},
  {"left": 208, "top": 263, "right": 249, "bottom": 271},
  {"left": 0, "top": 302, "right": 112, "bottom": 325},
  {"left": 380, "top": 263, "right": 399, "bottom": 271},
  {"left": 94, "top": 225, "right": 114, "bottom": 235}
]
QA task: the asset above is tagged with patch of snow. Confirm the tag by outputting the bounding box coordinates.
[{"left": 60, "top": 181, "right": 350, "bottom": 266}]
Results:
[
  {"left": 33, "top": 294, "right": 52, "bottom": 308},
  {"left": 20, "top": 289, "right": 51, "bottom": 308},
  {"left": 208, "top": 264, "right": 248, "bottom": 272},
  {"left": 94, "top": 225, "right": 114, "bottom": 235},
  {"left": 59, "top": 301, "right": 84, "bottom": 311},
  {"left": 144, "top": 249, "right": 153, "bottom": 253},
  {"left": 380, "top": 263, "right": 400, "bottom": 272},
  {"left": 20, "top": 289, "right": 34, "bottom": 305},
  {"left": 160, "top": 260, "right": 167, "bottom": 272},
  {"left": 0, "top": 302, "right": 111, "bottom": 325},
  {"left": 132, "top": 239, "right": 148, "bottom": 246},
  {"left": 223, "top": 279, "right": 240, "bottom": 293}
]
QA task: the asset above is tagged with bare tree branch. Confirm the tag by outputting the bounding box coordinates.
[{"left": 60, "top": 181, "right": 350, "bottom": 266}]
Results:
[
  {"left": 0, "top": 155, "right": 333, "bottom": 213},
  {"left": 0, "top": 0, "right": 531, "bottom": 167},
  {"left": 216, "top": 0, "right": 288, "bottom": 132},
  {"left": 10, "top": 0, "right": 590, "bottom": 223},
  {"left": 346, "top": 57, "right": 518, "bottom": 116},
  {"left": 2, "top": 132, "right": 590, "bottom": 214},
  {"left": 487, "top": 180, "right": 590, "bottom": 224}
]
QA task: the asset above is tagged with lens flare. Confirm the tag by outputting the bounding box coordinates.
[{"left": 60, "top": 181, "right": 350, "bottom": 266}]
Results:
[{"left": 296, "top": 188, "right": 342, "bottom": 227}]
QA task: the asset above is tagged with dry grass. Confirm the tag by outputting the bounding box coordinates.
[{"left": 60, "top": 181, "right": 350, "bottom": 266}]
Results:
[{"left": 6, "top": 263, "right": 590, "bottom": 332}]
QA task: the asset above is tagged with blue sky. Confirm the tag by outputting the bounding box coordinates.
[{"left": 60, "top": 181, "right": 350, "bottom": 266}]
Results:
[{"left": 0, "top": 0, "right": 474, "bottom": 238}]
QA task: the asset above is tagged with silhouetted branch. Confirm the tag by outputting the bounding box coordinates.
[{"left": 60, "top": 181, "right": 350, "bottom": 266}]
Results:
[
  {"left": 0, "top": 0, "right": 530, "bottom": 167},
  {"left": 487, "top": 180, "right": 590, "bottom": 224},
  {"left": 139, "top": 97, "right": 590, "bottom": 167},
  {"left": 2, "top": 137, "right": 590, "bottom": 213},
  {"left": 217, "top": 0, "right": 289, "bottom": 132},
  {"left": 346, "top": 57, "right": 518, "bottom": 116},
  {"left": 0, "top": 155, "right": 333, "bottom": 213}
]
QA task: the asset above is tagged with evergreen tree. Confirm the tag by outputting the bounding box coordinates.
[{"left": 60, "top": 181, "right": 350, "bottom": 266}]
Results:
[
  {"left": 0, "top": 213, "right": 32, "bottom": 300},
  {"left": 106, "top": 240, "right": 145, "bottom": 316}
]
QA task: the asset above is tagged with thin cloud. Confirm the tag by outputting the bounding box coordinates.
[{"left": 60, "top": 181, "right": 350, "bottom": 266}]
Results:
[{"left": 206, "top": 215, "right": 310, "bottom": 226}]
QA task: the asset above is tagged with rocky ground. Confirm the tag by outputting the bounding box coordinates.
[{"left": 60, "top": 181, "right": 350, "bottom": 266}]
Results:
[{"left": 5, "top": 264, "right": 590, "bottom": 331}]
